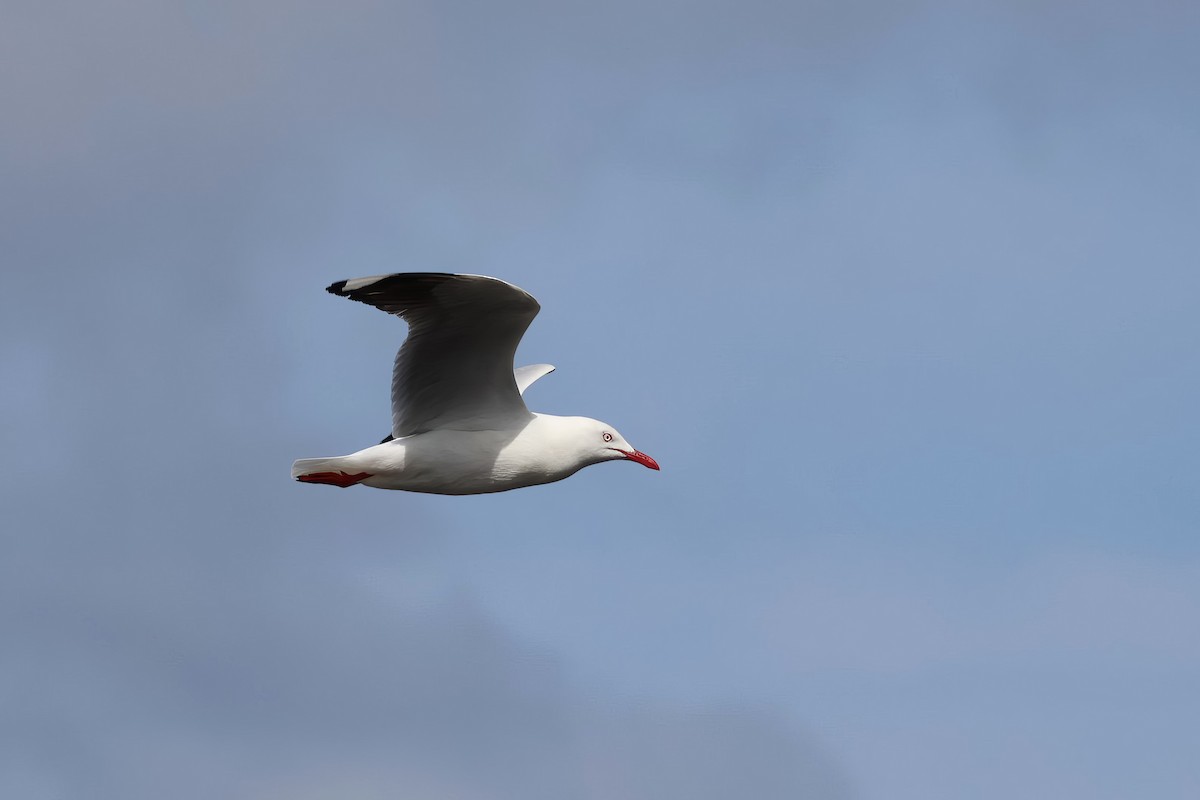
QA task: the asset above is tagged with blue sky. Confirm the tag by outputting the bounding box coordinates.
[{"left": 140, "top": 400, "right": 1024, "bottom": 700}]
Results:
[{"left": 3, "top": 1, "right": 1198, "bottom": 798}]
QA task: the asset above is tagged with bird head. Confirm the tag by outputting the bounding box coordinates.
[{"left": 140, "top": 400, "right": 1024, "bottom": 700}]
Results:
[{"left": 584, "top": 419, "right": 660, "bottom": 470}]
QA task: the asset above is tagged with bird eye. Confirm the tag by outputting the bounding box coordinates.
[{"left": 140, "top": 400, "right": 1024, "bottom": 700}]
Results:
[{"left": 602, "top": 432, "right": 613, "bottom": 442}]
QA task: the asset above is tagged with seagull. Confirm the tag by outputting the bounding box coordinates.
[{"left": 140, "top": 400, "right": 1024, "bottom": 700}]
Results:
[{"left": 291, "top": 273, "right": 659, "bottom": 494}]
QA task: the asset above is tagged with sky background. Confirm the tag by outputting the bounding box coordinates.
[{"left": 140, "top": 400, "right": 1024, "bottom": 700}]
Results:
[{"left": 2, "top": 1, "right": 1199, "bottom": 798}]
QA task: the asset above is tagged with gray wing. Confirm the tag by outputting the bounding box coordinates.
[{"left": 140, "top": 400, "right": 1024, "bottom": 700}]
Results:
[{"left": 327, "top": 273, "right": 541, "bottom": 436}]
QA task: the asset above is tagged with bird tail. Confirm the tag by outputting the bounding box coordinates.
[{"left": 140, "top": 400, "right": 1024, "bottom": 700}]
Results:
[
  {"left": 291, "top": 457, "right": 337, "bottom": 478},
  {"left": 291, "top": 457, "right": 372, "bottom": 488}
]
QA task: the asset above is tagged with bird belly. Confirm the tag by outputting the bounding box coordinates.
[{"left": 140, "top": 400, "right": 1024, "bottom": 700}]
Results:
[{"left": 356, "top": 429, "right": 565, "bottom": 495}]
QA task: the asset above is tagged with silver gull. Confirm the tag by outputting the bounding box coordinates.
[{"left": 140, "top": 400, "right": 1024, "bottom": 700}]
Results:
[{"left": 291, "top": 273, "right": 659, "bottom": 494}]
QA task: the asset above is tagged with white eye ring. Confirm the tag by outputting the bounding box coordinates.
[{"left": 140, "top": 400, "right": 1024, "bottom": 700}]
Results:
[{"left": 602, "top": 432, "right": 613, "bottom": 442}]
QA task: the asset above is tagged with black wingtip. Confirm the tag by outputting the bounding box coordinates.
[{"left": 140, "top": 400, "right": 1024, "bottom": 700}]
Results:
[{"left": 321, "top": 273, "right": 540, "bottom": 317}]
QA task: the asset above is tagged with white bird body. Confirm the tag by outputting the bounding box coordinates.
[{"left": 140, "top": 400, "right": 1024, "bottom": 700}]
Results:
[
  {"left": 291, "top": 273, "right": 658, "bottom": 494},
  {"left": 294, "top": 413, "right": 632, "bottom": 495}
]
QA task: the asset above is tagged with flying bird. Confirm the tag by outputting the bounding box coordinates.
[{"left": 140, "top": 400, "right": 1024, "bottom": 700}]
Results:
[{"left": 291, "top": 273, "right": 659, "bottom": 494}]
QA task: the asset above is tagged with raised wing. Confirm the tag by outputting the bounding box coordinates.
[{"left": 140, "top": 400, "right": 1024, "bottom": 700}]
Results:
[
  {"left": 327, "top": 273, "right": 541, "bottom": 436},
  {"left": 514, "top": 363, "right": 555, "bottom": 395},
  {"left": 378, "top": 363, "right": 556, "bottom": 443}
]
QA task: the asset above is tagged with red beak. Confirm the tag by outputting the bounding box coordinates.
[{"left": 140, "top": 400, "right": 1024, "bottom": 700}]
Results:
[{"left": 618, "top": 448, "right": 660, "bottom": 470}]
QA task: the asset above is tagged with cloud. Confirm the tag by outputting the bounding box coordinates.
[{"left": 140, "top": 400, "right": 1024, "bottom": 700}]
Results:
[{"left": 0, "top": 474, "right": 849, "bottom": 799}]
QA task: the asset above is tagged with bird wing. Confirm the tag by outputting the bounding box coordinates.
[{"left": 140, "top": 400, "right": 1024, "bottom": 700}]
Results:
[
  {"left": 514, "top": 363, "right": 555, "bottom": 395},
  {"left": 376, "top": 363, "right": 556, "bottom": 443},
  {"left": 327, "top": 273, "right": 542, "bottom": 436}
]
